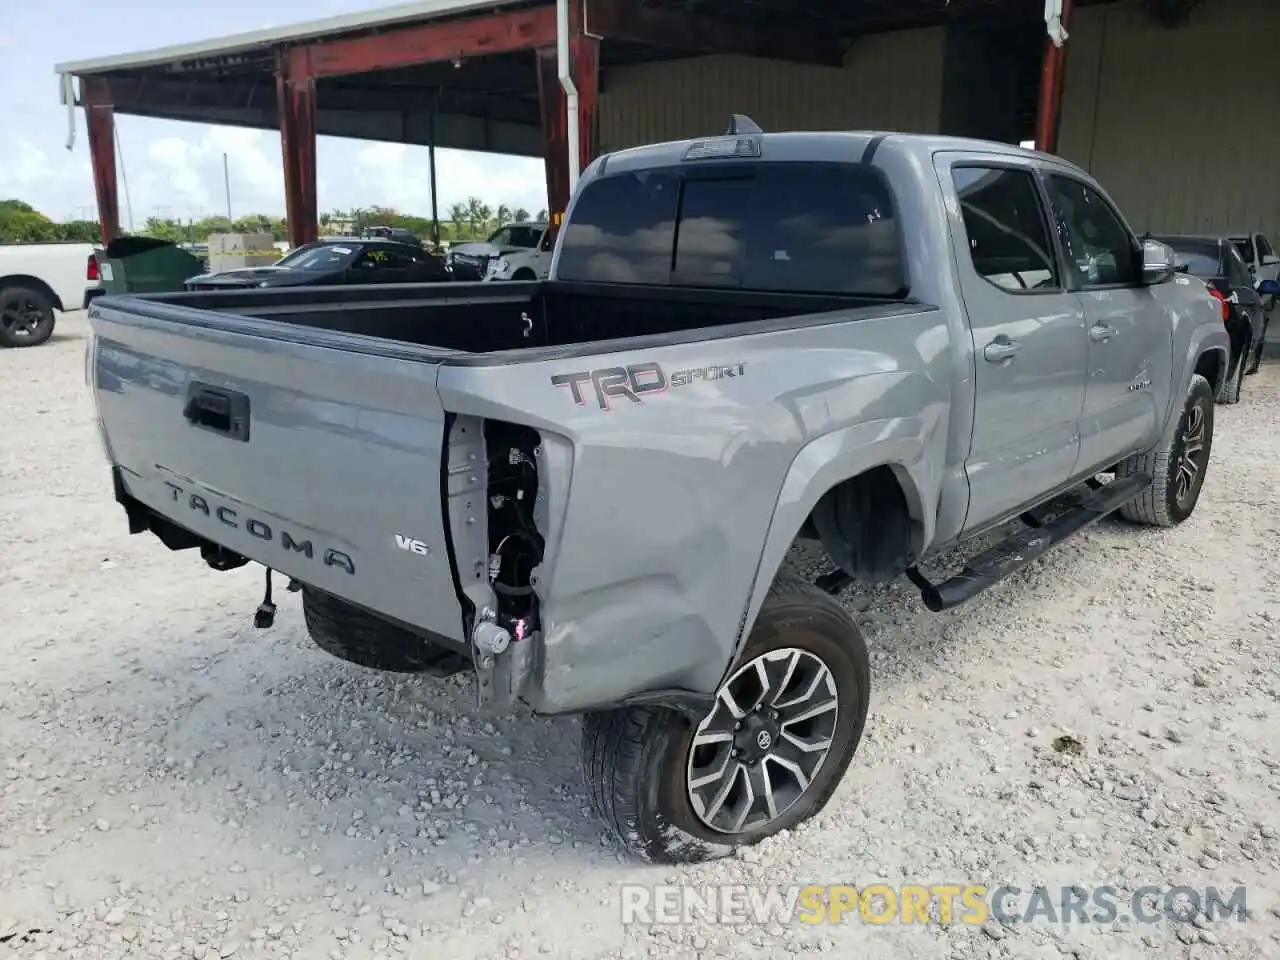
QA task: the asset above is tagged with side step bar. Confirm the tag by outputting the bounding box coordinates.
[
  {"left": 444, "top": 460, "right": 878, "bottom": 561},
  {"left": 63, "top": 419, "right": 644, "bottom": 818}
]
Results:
[{"left": 906, "top": 473, "right": 1151, "bottom": 612}]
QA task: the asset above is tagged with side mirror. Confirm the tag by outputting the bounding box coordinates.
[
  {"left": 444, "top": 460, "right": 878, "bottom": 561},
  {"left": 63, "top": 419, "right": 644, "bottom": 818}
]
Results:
[
  {"left": 1141, "top": 239, "right": 1177, "bottom": 285},
  {"left": 1256, "top": 278, "right": 1280, "bottom": 297}
]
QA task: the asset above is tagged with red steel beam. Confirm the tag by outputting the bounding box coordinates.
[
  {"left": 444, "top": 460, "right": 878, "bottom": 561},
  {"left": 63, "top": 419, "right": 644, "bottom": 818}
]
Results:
[
  {"left": 584, "top": 0, "right": 843, "bottom": 66},
  {"left": 277, "top": 47, "right": 319, "bottom": 247},
  {"left": 1034, "top": 0, "right": 1074, "bottom": 154},
  {"left": 538, "top": 0, "right": 599, "bottom": 224},
  {"left": 306, "top": 5, "right": 557, "bottom": 79},
  {"left": 82, "top": 78, "right": 121, "bottom": 245}
]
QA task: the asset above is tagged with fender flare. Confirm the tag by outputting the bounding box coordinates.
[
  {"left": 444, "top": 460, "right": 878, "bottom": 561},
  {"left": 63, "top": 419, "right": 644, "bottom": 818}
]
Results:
[
  {"left": 1170, "top": 324, "right": 1229, "bottom": 428},
  {"left": 727, "top": 417, "right": 937, "bottom": 674}
]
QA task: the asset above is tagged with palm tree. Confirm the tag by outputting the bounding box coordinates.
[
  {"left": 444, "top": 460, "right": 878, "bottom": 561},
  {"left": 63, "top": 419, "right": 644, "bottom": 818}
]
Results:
[
  {"left": 496, "top": 204, "right": 512, "bottom": 226},
  {"left": 536, "top": 209, "right": 549, "bottom": 222},
  {"left": 447, "top": 202, "right": 468, "bottom": 238},
  {"left": 513, "top": 207, "right": 531, "bottom": 222},
  {"left": 464, "top": 197, "right": 486, "bottom": 238}
]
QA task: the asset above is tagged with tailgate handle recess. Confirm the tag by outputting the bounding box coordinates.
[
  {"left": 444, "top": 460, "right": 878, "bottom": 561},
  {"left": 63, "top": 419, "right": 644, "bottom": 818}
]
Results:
[{"left": 184, "top": 382, "right": 251, "bottom": 442}]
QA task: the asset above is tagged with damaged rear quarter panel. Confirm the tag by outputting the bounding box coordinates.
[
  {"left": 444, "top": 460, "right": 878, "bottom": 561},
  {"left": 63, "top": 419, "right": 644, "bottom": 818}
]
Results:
[{"left": 435, "top": 305, "right": 951, "bottom": 714}]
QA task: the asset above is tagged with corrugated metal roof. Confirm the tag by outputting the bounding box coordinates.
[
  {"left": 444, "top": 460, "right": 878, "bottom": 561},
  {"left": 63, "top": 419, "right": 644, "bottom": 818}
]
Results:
[{"left": 53, "top": 0, "right": 512, "bottom": 77}]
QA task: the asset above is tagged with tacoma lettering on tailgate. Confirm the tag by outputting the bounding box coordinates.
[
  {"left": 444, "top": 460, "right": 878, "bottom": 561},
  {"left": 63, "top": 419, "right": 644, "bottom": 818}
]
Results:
[{"left": 162, "top": 480, "right": 355, "bottom": 574}]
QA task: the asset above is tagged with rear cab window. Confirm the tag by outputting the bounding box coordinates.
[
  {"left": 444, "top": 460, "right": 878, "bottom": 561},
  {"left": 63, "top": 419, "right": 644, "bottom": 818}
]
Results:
[{"left": 556, "top": 162, "right": 907, "bottom": 298}]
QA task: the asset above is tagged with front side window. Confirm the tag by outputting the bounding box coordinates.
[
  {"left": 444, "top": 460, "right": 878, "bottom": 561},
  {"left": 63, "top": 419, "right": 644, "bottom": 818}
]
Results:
[
  {"left": 556, "top": 162, "right": 907, "bottom": 297},
  {"left": 1045, "top": 176, "right": 1139, "bottom": 288},
  {"left": 952, "top": 166, "right": 1058, "bottom": 292}
]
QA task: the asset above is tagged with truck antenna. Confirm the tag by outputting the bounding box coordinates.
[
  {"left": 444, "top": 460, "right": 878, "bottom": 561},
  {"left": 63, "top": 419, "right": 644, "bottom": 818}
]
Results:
[{"left": 725, "top": 114, "right": 763, "bottom": 135}]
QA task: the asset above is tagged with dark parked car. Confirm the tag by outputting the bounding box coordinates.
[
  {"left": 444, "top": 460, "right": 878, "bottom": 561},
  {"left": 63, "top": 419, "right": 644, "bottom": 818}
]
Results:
[
  {"left": 1155, "top": 234, "right": 1279, "bottom": 403},
  {"left": 184, "top": 238, "right": 452, "bottom": 291}
]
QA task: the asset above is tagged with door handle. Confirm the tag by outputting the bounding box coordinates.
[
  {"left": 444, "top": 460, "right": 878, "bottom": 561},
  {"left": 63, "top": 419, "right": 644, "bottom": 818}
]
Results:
[
  {"left": 184, "top": 382, "right": 251, "bottom": 442},
  {"left": 1089, "top": 323, "right": 1118, "bottom": 343},
  {"left": 983, "top": 337, "right": 1022, "bottom": 364}
]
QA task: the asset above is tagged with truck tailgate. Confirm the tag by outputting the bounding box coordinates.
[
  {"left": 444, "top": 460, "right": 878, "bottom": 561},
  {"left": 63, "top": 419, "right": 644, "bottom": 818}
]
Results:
[{"left": 89, "top": 305, "right": 466, "bottom": 643}]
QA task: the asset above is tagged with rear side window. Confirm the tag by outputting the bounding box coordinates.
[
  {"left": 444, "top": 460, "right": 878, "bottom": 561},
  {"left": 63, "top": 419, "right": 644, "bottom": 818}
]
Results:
[
  {"left": 556, "top": 162, "right": 906, "bottom": 297},
  {"left": 1226, "top": 247, "right": 1253, "bottom": 287},
  {"left": 1166, "top": 243, "right": 1223, "bottom": 279},
  {"left": 952, "top": 166, "right": 1058, "bottom": 292}
]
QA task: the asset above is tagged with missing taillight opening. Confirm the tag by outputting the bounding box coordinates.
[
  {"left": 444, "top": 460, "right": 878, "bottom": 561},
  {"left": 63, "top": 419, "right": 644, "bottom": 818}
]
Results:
[{"left": 483, "top": 420, "right": 544, "bottom": 640}]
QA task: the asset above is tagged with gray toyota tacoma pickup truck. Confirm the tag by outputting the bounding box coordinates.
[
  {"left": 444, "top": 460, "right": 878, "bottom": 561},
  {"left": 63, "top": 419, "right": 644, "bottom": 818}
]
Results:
[{"left": 86, "top": 122, "right": 1230, "bottom": 864}]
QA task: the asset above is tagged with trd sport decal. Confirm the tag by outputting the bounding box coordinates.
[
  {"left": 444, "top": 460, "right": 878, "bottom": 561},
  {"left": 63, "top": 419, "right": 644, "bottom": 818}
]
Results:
[{"left": 550, "top": 361, "right": 747, "bottom": 410}]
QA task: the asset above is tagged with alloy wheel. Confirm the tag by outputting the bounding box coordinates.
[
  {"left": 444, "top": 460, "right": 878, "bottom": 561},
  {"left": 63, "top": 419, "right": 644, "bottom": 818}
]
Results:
[
  {"left": 686, "top": 647, "right": 839, "bottom": 834},
  {"left": 0, "top": 296, "right": 45, "bottom": 340},
  {"left": 1174, "top": 402, "right": 1206, "bottom": 507}
]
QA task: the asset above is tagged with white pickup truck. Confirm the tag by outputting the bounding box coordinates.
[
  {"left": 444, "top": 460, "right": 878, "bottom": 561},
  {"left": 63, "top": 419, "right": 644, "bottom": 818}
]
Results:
[{"left": 0, "top": 242, "right": 102, "bottom": 347}]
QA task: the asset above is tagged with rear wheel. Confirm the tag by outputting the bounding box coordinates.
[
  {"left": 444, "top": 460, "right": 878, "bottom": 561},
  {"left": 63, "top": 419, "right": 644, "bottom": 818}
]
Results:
[
  {"left": 580, "top": 577, "right": 870, "bottom": 863},
  {"left": 1218, "top": 341, "right": 1247, "bottom": 404},
  {"left": 0, "top": 286, "right": 56, "bottom": 348},
  {"left": 1117, "top": 373, "right": 1214, "bottom": 528}
]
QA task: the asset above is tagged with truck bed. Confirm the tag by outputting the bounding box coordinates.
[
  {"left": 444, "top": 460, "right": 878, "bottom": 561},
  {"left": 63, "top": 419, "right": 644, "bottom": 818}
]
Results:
[{"left": 105, "top": 280, "right": 897, "bottom": 360}]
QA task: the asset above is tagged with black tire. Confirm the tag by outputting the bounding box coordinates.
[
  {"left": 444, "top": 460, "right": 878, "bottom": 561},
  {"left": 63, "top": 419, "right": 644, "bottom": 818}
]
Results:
[
  {"left": 511, "top": 269, "right": 537, "bottom": 281},
  {"left": 1116, "top": 373, "right": 1214, "bottom": 528},
  {"left": 1247, "top": 317, "right": 1267, "bottom": 375},
  {"left": 580, "top": 576, "right": 870, "bottom": 864},
  {"left": 0, "top": 286, "right": 56, "bottom": 348},
  {"left": 301, "top": 586, "right": 459, "bottom": 673},
  {"left": 1218, "top": 344, "right": 1246, "bottom": 404}
]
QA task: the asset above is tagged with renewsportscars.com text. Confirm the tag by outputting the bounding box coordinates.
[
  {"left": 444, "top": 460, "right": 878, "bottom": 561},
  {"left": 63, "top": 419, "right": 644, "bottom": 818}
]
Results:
[{"left": 620, "top": 883, "right": 1248, "bottom": 927}]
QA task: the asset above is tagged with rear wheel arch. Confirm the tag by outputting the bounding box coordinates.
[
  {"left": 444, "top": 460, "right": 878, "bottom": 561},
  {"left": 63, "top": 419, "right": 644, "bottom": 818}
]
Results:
[
  {"left": 1193, "top": 346, "right": 1227, "bottom": 398},
  {"left": 0, "top": 275, "right": 63, "bottom": 312},
  {"left": 734, "top": 424, "right": 933, "bottom": 673}
]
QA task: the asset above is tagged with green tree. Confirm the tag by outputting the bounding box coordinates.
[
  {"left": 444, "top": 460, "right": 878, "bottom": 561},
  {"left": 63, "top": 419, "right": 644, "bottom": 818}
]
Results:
[
  {"left": 0, "top": 199, "right": 58, "bottom": 243},
  {"left": 513, "top": 208, "right": 531, "bottom": 222}
]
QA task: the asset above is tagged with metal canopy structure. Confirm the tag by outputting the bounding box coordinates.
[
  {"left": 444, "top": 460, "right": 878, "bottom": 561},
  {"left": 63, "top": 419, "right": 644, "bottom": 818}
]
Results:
[{"left": 56, "top": 0, "right": 1144, "bottom": 249}]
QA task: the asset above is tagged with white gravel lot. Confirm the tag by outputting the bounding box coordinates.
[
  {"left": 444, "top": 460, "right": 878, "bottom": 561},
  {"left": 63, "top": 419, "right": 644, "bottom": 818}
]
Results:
[{"left": 2, "top": 310, "right": 1279, "bottom": 960}]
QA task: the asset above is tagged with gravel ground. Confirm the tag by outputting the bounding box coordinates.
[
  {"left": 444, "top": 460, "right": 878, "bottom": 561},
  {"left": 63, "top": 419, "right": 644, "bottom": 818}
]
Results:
[{"left": 2, "top": 311, "right": 1279, "bottom": 960}]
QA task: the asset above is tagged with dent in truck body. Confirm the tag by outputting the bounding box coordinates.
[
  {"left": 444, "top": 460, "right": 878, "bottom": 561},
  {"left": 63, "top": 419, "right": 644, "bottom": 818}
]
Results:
[{"left": 436, "top": 305, "right": 952, "bottom": 712}]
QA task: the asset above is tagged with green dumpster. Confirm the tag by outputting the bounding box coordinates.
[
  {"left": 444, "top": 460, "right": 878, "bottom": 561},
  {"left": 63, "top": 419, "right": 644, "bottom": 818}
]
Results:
[{"left": 99, "top": 236, "right": 204, "bottom": 295}]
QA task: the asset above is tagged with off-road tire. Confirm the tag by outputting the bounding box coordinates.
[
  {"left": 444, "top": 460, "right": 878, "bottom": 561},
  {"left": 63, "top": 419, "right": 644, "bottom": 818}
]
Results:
[
  {"left": 301, "top": 586, "right": 460, "bottom": 673},
  {"left": 1218, "top": 345, "right": 1246, "bottom": 404},
  {"left": 580, "top": 576, "right": 871, "bottom": 864},
  {"left": 0, "top": 286, "right": 56, "bottom": 348},
  {"left": 1116, "top": 373, "right": 1214, "bottom": 527}
]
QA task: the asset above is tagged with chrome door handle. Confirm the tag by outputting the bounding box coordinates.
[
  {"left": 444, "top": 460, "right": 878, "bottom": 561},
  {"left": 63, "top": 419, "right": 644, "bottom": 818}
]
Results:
[
  {"left": 1089, "top": 323, "right": 1117, "bottom": 342},
  {"left": 983, "top": 337, "right": 1022, "bottom": 363}
]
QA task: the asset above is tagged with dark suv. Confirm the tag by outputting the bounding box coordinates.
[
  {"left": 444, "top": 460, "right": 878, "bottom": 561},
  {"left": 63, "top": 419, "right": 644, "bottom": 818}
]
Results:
[{"left": 1155, "top": 234, "right": 1276, "bottom": 403}]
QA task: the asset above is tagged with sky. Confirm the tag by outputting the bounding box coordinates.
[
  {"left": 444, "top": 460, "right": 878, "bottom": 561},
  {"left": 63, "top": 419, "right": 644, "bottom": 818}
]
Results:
[{"left": 0, "top": 0, "right": 548, "bottom": 224}]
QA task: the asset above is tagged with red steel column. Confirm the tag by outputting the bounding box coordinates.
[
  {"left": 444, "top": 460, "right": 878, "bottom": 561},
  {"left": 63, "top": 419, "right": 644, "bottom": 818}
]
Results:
[
  {"left": 82, "top": 79, "right": 121, "bottom": 245},
  {"left": 276, "top": 47, "right": 319, "bottom": 247},
  {"left": 1034, "top": 0, "right": 1074, "bottom": 154},
  {"left": 572, "top": 31, "right": 600, "bottom": 178},
  {"left": 536, "top": 47, "right": 571, "bottom": 224},
  {"left": 537, "top": 0, "right": 599, "bottom": 225}
]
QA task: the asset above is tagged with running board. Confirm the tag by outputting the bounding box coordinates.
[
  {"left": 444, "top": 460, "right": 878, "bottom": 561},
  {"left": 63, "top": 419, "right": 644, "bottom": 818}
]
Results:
[{"left": 907, "top": 473, "right": 1151, "bottom": 613}]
